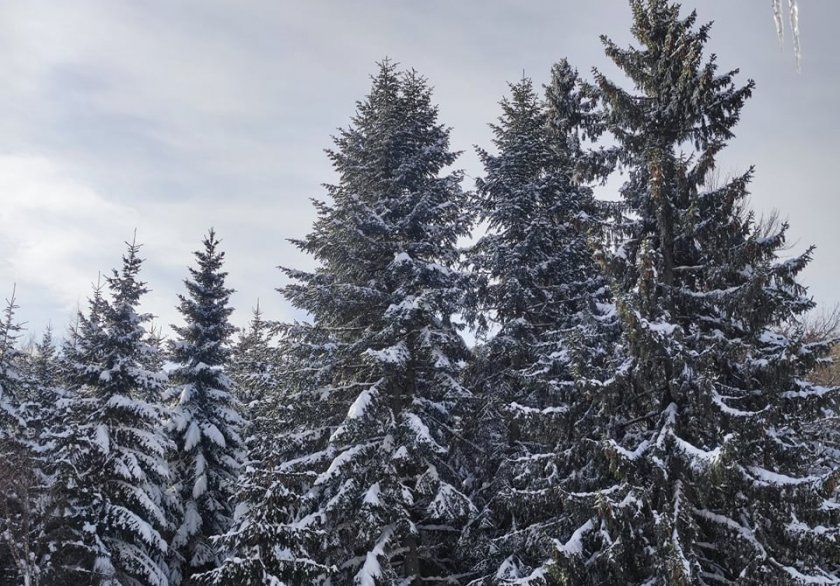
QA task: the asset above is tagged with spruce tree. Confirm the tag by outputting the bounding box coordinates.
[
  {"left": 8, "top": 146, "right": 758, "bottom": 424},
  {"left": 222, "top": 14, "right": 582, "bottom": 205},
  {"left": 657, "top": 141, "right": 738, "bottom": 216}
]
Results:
[
  {"left": 0, "top": 291, "right": 45, "bottom": 586},
  {"left": 0, "top": 289, "right": 26, "bottom": 432},
  {"left": 9, "top": 325, "right": 67, "bottom": 586},
  {"left": 195, "top": 328, "right": 333, "bottom": 586},
  {"left": 200, "top": 302, "right": 285, "bottom": 586},
  {"left": 229, "top": 302, "right": 277, "bottom": 420},
  {"left": 29, "top": 326, "right": 61, "bottom": 399},
  {"left": 209, "top": 61, "right": 475, "bottom": 585},
  {"left": 167, "top": 229, "right": 243, "bottom": 584},
  {"left": 462, "top": 66, "right": 616, "bottom": 584},
  {"left": 552, "top": 2, "right": 839, "bottom": 583},
  {"left": 47, "top": 240, "right": 172, "bottom": 586}
]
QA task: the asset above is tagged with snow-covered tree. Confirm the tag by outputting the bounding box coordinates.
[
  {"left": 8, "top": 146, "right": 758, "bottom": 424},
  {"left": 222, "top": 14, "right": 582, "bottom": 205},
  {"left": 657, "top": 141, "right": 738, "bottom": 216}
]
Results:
[
  {"left": 229, "top": 302, "right": 278, "bottom": 420},
  {"left": 28, "top": 326, "right": 61, "bottom": 399},
  {"left": 47, "top": 240, "right": 172, "bottom": 586},
  {"left": 0, "top": 291, "right": 46, "bottom": 586},
  {"left": 551, "top": 2, "right": 839, "bottom": 583},
  {"left": 208, "top": 61, "right": 475, "bottom": 585},
  {"left": 4, "top": 324, "right": 70, "bottom": 586},
  {"left": 0, "top": 289, "right": 26, "bottom": 433},
  {"left": 166, "top": 229, "right": 244, "bottom": 584},
  {"left": 196, "top": 324, "right": 336, "bottom": 586},
  {"left": 461, "top": 65, "right": 616, "bottom": 584}
]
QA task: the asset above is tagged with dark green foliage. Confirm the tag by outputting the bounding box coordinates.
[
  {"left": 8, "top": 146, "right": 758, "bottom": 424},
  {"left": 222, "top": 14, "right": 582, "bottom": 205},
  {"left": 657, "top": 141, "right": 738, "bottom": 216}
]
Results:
[
  {"left": 549, "top": 2, "right": 839, "bottom": 584},
  {"left": 461, "top": 65, "right": 617, "bottom": 584}
]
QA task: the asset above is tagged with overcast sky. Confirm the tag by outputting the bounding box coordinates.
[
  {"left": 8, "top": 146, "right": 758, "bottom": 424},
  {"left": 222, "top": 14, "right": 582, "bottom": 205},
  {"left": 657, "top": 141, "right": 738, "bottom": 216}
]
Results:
[{"left": 1, "top": 0, "right": 837, "bottom": 341}]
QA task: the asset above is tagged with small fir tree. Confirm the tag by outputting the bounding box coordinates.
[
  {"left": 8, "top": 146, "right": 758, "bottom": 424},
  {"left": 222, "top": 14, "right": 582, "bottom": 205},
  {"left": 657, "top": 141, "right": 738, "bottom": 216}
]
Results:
[
  {"left": 195, "top": 327, "right": 334, "bottom": 586},
  {"left": 229, "top": 302, "right": 278, "bottom": 421}
]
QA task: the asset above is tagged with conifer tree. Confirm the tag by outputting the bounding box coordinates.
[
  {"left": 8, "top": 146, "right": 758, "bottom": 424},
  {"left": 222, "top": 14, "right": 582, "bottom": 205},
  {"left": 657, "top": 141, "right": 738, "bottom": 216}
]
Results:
[
  {"left": 209, "top": 61, "right": 474, "bottom": 585},
  {"left": 0, "top": 291, "right": 45, "bottom": 586},
  {"left": 29, "top": 326, "right": 61, "bottom": 399},
  {"left": 8, "top": 325, "right": 68, "bottom": 586},
  {"left": 61, "top": 278, "right": 109, "bottom": 386},
  {"left": 552, "top": 2, "right": 839, "bottom": 583},
  {"left": 462, "top": 65, "right": 616, "bottom": 584},
  {"left": 25, "top": 325, "right": 67, "bottom": 457},
  {"left": 47, "top": 240, "right": 172, "bottom": 586},
  {"left": 195, "top": 328, "right": 333, "bottom": 586},
  {"left": 167, "top": 229, "right": 243, "bottom": 584},
  {"left": 0, "top": 289, "right": 26, "bottom": 432},
  {"left": 229, "top": 302, "right": 277, "bottom": 420}
]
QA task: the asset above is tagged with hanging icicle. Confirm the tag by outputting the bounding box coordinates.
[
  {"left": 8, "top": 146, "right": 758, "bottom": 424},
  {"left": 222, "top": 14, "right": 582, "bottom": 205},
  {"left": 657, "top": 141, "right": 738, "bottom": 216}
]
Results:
[
  {"left": 789, "top": 0, "right": 801, "bottom": 71},
  {"left": 773, "top": 0, "right": 784, "bottom": 46},
  {"left": 772, "top": 0, "right": 801, "bottom": 71}
]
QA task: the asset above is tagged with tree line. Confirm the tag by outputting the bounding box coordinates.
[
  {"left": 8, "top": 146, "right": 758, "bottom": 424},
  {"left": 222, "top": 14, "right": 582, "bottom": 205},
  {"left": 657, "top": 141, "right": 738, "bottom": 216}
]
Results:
[{"left": 1, "top": 1, "right": 837, "bottom": 584}]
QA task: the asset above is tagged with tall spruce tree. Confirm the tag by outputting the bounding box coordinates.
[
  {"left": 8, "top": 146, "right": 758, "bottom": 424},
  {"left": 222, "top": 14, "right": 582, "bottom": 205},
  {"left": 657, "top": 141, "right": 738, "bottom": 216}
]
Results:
[
  {"left": 551, "top": 2, "right": 838, "bottom": 583},
  {"left": 47, "top": 240, "right": 172, "bottom": 586},
  {"left": 0, "top": 289, "right": 26, "bottom": 434},
  {"left": 462, "top": 66, "right": 616, "bottom": 584},
  {"left": 167, "top": 229, "right": 243, "bottom": 584},
  {"left": 208, "top": 61, "right": 475, "bottom": 585}
]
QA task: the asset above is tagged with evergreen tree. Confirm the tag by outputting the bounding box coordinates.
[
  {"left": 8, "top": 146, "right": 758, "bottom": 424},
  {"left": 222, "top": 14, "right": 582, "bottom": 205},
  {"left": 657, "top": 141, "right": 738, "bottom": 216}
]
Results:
[
  {"left": 9, "top": 325, "right": 69, "bottom": 586},
  {"left": 61, "top": 278, "right": 110, "bottom": 387},
  {"left": 0, "top": 289, "right": 26, "bottom": 432},
  {"left": 25, "top": 325, "right": 67, "bottom": 455},
  {"left": 209, "top": 61, "right": 474, "bottom": 585},
  {"left": 167, "top": 229, "right": 244, "bottom": 584},
  {"left": 461, "top": 66, "right": 616, "bottom": 584},
  {"left": 47, "top": 240, "right": 172, "bottom": 586},
  {"left": 229, "top": 302, "right": 278, "bottom": 420},
  {"left": 29, "top": 326, "right": 61, "bottom": 398},
  {"left": 195, "top": 328, "right": 333, "bottom": 586},
  {"left": 552, "top": 2, "right": 839, "bottom": 583},
  {"left": 0, "top": 291, "right": 45, "bottom": 586}
]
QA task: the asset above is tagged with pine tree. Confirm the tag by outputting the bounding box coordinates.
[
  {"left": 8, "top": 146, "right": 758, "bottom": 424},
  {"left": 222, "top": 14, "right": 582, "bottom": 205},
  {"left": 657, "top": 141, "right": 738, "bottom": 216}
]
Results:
[
  {"left": 167, "top": 229, "right": 244, "bottom": 584},
  {"left": 551, "top": 2, "right": 839, "bottom": 583},
  {"left": 47, "top": 240, "right": 172, "bottom": 586},
  {"left": 461, "top": 66, "right": 616, "bottom": 584}
]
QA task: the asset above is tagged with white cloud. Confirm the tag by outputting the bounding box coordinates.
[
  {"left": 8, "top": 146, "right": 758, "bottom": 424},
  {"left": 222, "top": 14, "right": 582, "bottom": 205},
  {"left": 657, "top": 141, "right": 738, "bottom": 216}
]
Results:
[{"left": 0, "top": 155, "right": 137, "bottom": 306}]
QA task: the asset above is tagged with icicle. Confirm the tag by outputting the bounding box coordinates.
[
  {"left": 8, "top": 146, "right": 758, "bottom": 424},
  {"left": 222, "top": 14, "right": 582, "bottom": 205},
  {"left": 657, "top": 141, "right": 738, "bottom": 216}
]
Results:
[
  {"left": 789, "top": 0, "right": 801, "bottom": 71},
  {"left": 772, "top": 0, "right": 802, "bottom": 71},
  {"left": 772, "top": 0, "right": 784, "bottom": 47}
]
